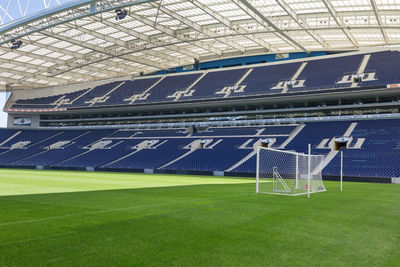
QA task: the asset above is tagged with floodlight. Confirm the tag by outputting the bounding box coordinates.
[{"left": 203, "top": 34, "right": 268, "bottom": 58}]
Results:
[
  {"left": 115, "top": 9, "right": 128, "bottom": 20},
  {"left": 10, "top": 39, "right": 23, "bottom": 50}
]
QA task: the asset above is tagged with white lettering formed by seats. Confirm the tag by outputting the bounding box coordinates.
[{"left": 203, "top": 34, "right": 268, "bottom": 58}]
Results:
[
  {"left": 238, "top": 139, "right": 254, "bottom": 149},
  {"left": 10, "top": 141, "right": 31, "bottom": 150},
  {"left": 52, "top": 96, "right": 66, "bottom": 105},
  {"left": 85, "top": 82, "right": 125, "bottom": 106},
  {"left": 337, "top": 72, "right": 377, "bottom": 85},
  {"left": 167, "top": 72, "right": 208, "bottom": 101},
  {"left": 351, "top": 138, "right": 365, "bottom": 149},
  {"left": 271, "top": 80, "right": 306, "bottom": 91},
  {"left": 48, "top": 141, "right": 71, "bottom": 150},
  {"left": 215, "top": 85, "right": 247, "bottom": 98},
  {"left": 85, "top": 96, "right": 110, "bottom": 106},
  {"left": 124, "top": 93, "right": 150, "bottom": 104},
  {"left": 167, "top": 89, "right": 196, "bottom": 101},
  {"left": 87, "top": 140, "right": 113, "bottom": 150},
  {"left": 271, "top": 62, "right": 307, "bottom": 93},
  {"left": 55, "top": 98, "right": 72, "bottom": 106}
]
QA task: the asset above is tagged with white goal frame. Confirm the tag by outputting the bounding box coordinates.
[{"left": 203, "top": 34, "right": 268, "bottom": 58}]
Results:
[{"left": 256, "top": 145, "right": 326, "bottom": 197}]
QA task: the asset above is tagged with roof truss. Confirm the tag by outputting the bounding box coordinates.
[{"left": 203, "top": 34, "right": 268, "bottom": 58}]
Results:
[{"left": 1, "top": 0, "right": 400, "bottom": 90}]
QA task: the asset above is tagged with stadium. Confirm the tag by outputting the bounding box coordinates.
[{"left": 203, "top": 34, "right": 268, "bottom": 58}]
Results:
[{"left": 0, "top": 0, "right": 399, "bottom": 265}]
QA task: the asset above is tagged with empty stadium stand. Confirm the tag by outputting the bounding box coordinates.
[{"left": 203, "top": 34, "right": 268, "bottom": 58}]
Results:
[
  {"left": 0, "top": 120, "right": 398, "bottom": 182},
  {"left": 10, "top": 51, "right": 400, "bottom": 110},
  {"left": 5, "top": 49, "right": 400, "bottom": 183}
]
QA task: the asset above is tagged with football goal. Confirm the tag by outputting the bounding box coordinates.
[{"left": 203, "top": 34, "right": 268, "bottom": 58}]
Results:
[{"left": 256, "top": 146, "right": 326, "bottom": 197}]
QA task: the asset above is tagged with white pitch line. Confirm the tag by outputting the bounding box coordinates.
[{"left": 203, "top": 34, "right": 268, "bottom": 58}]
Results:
[{"left": 0, "top": 192, "right": 253, "bottom": 227}]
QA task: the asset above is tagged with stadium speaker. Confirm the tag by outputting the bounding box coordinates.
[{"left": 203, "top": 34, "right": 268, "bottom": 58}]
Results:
[
  {"left": 353, "top": 73, "right": 363, "bottom": 83},
  {"left": 334, "top": 136, "right": 351, "bottom": 150},
  {"left": 115, "top": 9, "right": 127, "bottom": 20},
  {"left": 10, "top": 39, "right": 22, "bottom": 50},
  {"left": 200, "top": 139, "right": 208, "bottom": 149},
  {"left": 261, "top": 138, "right": 274, "bottom": 148},
  {"left": 286, "top": 80, "right": 294, "bottom": 88}
]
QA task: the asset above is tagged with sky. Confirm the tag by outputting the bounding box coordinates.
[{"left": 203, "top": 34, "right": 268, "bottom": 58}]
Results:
[
  {"left": 0, "top": 92, "right": 8, "bottom": 127},
  {"left": 0, "top": 0, "right": 69, "bottom": 26}
]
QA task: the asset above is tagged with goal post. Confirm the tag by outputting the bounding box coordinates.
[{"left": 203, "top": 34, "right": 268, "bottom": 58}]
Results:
[{"left": 256, "top": 146, "right": 326, "bottom": 196}]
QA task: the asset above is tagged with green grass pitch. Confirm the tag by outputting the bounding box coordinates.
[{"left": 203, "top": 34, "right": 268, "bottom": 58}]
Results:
[{"left": 0, "top": 169, "right": 399, "bottom": 266}]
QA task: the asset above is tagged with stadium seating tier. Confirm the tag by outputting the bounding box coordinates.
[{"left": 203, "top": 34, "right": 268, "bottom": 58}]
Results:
[
  {"left": 11, "top": 51, "right": 399, "bottom": 110},
  {"left": 0, "top": 121, "right": 398, "bottom": 180}
]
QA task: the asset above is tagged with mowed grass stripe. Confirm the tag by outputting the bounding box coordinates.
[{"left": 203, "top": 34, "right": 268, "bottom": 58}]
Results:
[
  {"left": 0, "top": 191, "right": 253, "bottom": 227},
  {"left": 0, "top": 169, "right": 398, "bottom": 266},
  {"left": 0, "top": 169, "right": 252, "bottom": 196}
]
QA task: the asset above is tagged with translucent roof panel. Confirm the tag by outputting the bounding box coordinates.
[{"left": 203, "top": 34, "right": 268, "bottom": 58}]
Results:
[{"left": 0, "top": 0, "right": 399, "bottom": 90}]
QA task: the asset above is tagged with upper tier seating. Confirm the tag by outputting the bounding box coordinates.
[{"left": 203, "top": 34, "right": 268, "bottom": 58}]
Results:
[
  {"left": 100, "top": 78, "right": 160, "bottom": 105},
  {"left": 12, "top": 51, "right": 399, "bottom": 110},
  {"left": 294, "top": 54, "right": 363, "bottom": 90},
  {"left": 72, "top": 81, "right": 123, "bottom": 106},
  {"left": 240, "top": 62, "right": 301, "bottom": 95},
  {"left": 362, "top": 51, "right": 400, "bottom": 86},
  {"left": 140, "top": 73, "right": 202, "bottom": 103},
  {"left": 12, "top": 88, "right": 90, "bottom": 109},
  {"left": 188, "top": 68, "right": 248, "bottom": 99},
  {"left": 60, "top": 88, "right": 91, "bottom": 106},
  {"left": 15, "top": 95, "right": 60, "bottom": 105}
]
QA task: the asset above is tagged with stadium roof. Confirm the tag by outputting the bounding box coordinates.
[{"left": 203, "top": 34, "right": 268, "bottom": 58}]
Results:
[{"left": 1, "top": 0, "right": 400, "bottom": 90}]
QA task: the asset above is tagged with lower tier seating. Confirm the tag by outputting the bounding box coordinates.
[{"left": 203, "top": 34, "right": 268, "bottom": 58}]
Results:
[{"left": 0, "top": 120, "right": 399, "bottom": 180}]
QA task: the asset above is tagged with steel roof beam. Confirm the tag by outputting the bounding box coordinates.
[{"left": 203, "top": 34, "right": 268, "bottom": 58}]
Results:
[
  {"left": 152, "top": 2, "right": 246, "bottom": 53},
  {"left": 40, "top": 29, "right": 164, "bottom": 76},
  {"left": 0, "top": 76, "right": 44, "bottom": 88},
  {"left": 0, "top": 44, "right": 106, "bottom": 84},
  {"left": 370, "top": 0, "right": 388, "bottom": 45},
  {"left": 274, "top": 0, "right": 329, "bottom": 49},
  {"left": 82, "top": 18, "right": 191, "bottom": 66},
  {"left": 321, "top": 0, "right": 359, "bottom": 47},
  {"left": 234, "top": 0, "right": 309, "bottom": 52},
  {"left": 0, "top": 58, "right": 87, "bottom": 86},
  {"left": 128, "top": 12, "right": 223, "bottom": 56},
  {"left": 198, "top": 10, "right": 400, "bottom": 32},
  {"left": 18, "top": 36, "right": 111, "bottom": 80},
  {"left": 153, "top": 3, "right": 247, "bottom": 54},
  {"left": 67, "top": 22, "right": 172, "bottom": 69},
  {"left": 190, "top": 0, "right": 274, "bottom": 52},
  {"left": 0, "top": 0, "right": 157, "bottom": 46},
  {"left": 95, "top": 16, "right": 200, "bottom": 60},
  {"left": 0, "top": 65, "right": 66, "bottom": 84},
  {"left": 0, "top": 34, "right": 116, "bottom": 82}
]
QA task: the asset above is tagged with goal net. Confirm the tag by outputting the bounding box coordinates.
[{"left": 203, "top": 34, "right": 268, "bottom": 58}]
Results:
[{"left": 256, "top": 147, "right": 326, "bottom": 196}]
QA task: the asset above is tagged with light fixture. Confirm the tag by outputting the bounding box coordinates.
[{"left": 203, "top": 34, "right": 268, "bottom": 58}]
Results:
[
  {"left": 10, "top": 39, "right": 23, "bottom": 50},
  {"left": 115, "top": 9, "right": 127, "bottom": 20}
]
